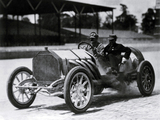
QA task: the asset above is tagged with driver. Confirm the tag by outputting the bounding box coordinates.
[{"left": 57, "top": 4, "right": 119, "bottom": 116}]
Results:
[
  {"left": 104, "top": 34, "right": 131, "bottom": 75},
  {"left": 89, "top": 32, "right": 104, "bottom": 56}
]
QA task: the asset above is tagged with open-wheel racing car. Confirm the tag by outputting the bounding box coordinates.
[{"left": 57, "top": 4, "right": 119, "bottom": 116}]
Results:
[{"left": 7, "top": 42, "right": 155, "bottom": 114}]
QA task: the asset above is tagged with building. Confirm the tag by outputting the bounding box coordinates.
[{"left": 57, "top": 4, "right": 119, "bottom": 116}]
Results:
[{"left": 154, "top": 0, "right": 160, "bottom": 36}]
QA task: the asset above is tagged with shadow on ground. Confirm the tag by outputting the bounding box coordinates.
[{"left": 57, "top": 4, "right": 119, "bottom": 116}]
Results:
[{"left": 27, "top": 91, "right": 160, "bottom": 114}]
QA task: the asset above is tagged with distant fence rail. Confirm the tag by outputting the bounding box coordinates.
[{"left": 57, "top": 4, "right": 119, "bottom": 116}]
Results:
[
  {"left": 0, "top": 35, "right": 88, "bottom": 46},
  {"left": 0, "top": 35, "right": 64, "bottom": 46}
]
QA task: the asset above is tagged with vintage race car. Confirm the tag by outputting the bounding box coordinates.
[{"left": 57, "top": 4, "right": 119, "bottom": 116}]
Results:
[{"left": 7, "top": 42, "right": 155, "bottom": 114}]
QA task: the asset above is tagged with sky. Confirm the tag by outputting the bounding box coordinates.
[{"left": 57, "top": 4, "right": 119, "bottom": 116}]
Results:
[
  {"left": 116, "top": 0, "right": 156, "bottom": 25},
  {"left": 28, "top": 0, "right": 157, "bottom": 26}
]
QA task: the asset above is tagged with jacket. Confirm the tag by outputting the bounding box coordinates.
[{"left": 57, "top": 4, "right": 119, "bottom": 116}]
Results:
[{"left": 104, "top": 43, "right": 131, "bottom": 59}]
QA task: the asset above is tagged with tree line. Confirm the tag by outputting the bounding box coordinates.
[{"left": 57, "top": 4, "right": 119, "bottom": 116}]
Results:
[{"left": 23, "top": 4, "right": 157, "bottom": 35}]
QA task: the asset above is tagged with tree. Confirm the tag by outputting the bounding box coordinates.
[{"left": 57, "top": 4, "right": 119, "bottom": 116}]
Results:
[
  {"left": 62, "top": 13, "right": 101, "bottom": 29},
  {"left": 38, "top": 13, "right": 58, "bottom": 31},
  {"left": 38, "top": 13, "right": 101, "bottom": 31},
  {"left": 102, "top": 14, "right": 112, "bottom": 29},
  {"left": 61, "top": 13, "right": 75, "bottom": 28},
  {"left": 81, "top": 14, "right": 101, "bottom": 29},
  {"left": 141, "top": 8, "right": 155, "bottom": 35},
  {"left": 113, "top": 4, "right": 137, "bottom": 30}
]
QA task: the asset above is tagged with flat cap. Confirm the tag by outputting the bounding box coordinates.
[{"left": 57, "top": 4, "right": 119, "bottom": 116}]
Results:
[{"left": 108, "top": 34, "right": 117, "bottom": 40}]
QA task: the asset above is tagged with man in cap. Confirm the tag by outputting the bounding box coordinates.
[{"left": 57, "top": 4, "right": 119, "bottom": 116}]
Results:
[
  {"left": 89, "top": 32, "right": 104, "bottom": 56},
  {"left": 104, "top": 34, "right": 131, "bottom": 75},
  {"left": 90, "top": 32, "right": 100, "bottom": 48}
]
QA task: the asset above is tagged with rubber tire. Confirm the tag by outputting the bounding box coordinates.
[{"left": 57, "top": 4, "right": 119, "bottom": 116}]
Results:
[
  {"left": 130, "top": 47, "right": 144, "bottom": 63},
  {"left": 7, "top": 67, "right": 36, "bottom": 109},
  {"left": 137, "top": 61, "right": 155, "bottom": 96},
  {"left": 64, "top": 66, "right": 93, "bottom": 114}
]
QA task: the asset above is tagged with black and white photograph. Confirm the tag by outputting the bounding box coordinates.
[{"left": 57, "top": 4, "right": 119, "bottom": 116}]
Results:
[{"left": 0, "top": 0, "right": 160, "bottom": 120}]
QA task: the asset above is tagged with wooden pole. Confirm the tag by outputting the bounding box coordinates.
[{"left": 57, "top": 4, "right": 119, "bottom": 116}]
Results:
[
  {"left": 4, "top": 13, "right": 8, "bottom": 39},
  {"left": 112, "top": 9, "right": 114, "bottom": 34},
  {"left": 34, "top": 14, "right": 36, "bottom": 35},
  {"left": 4, "top": 13, "right": 8, "bottom": 46},
  {"left": 74, "top": 14, "right": 77, "bottom": 38},
  {"left": 39, "top": 14, "right": 41, "bottom": 36},
  {"left": 17, "top": 15, "right": 19, "bottom": 36},
  {"left": 57, "top": 13, "right": 61, "bottom": 45},
  {"left": 96, "top": 12, "right": 99, "bottom": 34},
  {"left": 79, "top": 14, "right": 81, "bottom": 41}
]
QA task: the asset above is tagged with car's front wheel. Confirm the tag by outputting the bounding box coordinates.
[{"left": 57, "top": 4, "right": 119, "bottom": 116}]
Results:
[
  {"left": 7, "top": 67, "right": 36, "bottom": 109},
  {"left": 64, "top": 66, "right": 93, "bottom": 114}
]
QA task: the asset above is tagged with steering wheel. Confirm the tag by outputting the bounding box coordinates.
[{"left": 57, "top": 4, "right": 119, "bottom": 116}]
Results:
[{"left": 78, "top": 41, "right": 93, "bottom": 51}]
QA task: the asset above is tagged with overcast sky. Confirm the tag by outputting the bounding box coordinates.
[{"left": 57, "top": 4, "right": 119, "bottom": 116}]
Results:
[
  {"left": 71, "top": 0, "right": 157, "bottom": 25},
  {"left": 28, "top": 0, "right": 157, "bottom": 26},
  {"left": 115, "top": 0, "right": 156, "bottom": 24}
]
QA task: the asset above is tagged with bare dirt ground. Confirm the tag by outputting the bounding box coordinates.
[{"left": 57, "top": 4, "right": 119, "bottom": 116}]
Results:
[{"left": 0, "top": 48, "right": 160, "bottom": 120}]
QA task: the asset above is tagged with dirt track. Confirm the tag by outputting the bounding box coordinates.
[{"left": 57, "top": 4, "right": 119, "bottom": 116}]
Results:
[{"left": 0, "top": 51, "right": 160, "bottom": 120}]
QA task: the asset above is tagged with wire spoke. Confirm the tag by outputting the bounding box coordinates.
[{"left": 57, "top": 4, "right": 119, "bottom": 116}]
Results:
[
  {"left": 82, "top": 81, "right": 88, "bottom": 86},
  {"left": 16, "top": 76, "right": 20, "bottom": 82},
  {"left": 13, "top": 83, "right": 17, "bottom": 86},
  {"left": 13, "top": 89, "right": 19, "bottom": 93},
  {"left": 76, "top": 76, "right": 79, "bottom": 83},
  {"left": 74, "top": 98, "right": 79, "bottom": 107},
  {"left": 24, "top": 93, "right": 30, "bottom": 100},
  {"left": 22, "top": 93, "right": 24, "bottom": 102},
  {"left": 71, "top": 92, "right": 77, "bottom": 100},
  {"left": 79, "top": 75, "right": 83, "bottom": 84},
  {"left": 17, "top": 92, "right": 21, "bottom": 101},
  {"left": 82, "top": 95, "right": 87, "bottom": 101},
  {"left": 21, "top": 73, "right": 23, "bottom": 81}
]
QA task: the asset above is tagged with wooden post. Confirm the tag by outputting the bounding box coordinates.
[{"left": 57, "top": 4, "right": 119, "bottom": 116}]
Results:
[
  {"left": 16, "top": 15, "right": 20, "bottom": 46},
  {"left": 39, "top": 14, "right": 41, "bottom": 36},
  {"left": 51, "top": 2, "right": 65, "bottom": 45},
  {"left": 17, "top": 15, "right": 19, "bottom": 36},
  {"left": 79, "top": 14, "right": 81, "bottom": 41},
  {"left": 74, "top": 14, "right": 77, "bottom": 38},
  {"left": 112, "top": 9, "right": 114, "bottom": 34},
  {"left": 4, "top": 13, "right": 8, "bottom": 46},
  {"left": 57, "top": 13, "right": 61, "bottom": 45},
  {"left": 4, "top": 13, "right": 8, "bottom": 39},
  {"left": 34, "top": 14, "right": 37, "bottom": 35},
  {"left": 38, "top": 14, "right": 41, "bottom": 45},
  {"left": 96, "top": 12, "right": 99, "bottom": 34}
]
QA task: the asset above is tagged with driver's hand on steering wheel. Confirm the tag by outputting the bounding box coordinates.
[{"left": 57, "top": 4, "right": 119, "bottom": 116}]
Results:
[
  {"left": 92, "top": 47, "right": 97, "bottom": 53},
  {"left": 93, "top": 47, "right": 96, "bottom": 50}
]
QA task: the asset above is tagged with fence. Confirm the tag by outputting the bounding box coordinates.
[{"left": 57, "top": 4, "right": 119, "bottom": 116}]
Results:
[{"left": 0, "top": 35, "right": 64, "bottom": 46}]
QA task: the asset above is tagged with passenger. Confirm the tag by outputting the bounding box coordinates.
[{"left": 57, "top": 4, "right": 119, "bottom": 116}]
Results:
[{"left": 104, "top": 34, "right": 131, "bottom": 75}]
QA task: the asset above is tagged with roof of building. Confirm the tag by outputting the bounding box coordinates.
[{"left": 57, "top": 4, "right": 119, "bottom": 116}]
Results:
[{"left": 0, "top": 0, "right": 115, "bottom": 15}]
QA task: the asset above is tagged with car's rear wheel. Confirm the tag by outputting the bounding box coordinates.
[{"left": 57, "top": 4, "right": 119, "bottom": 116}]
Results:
[
  {"left": 137, "top": 61, "right": 155, "bottom": 96},
  {"left": 64, "top": 66, "right": 93, "bottom": 114}
]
